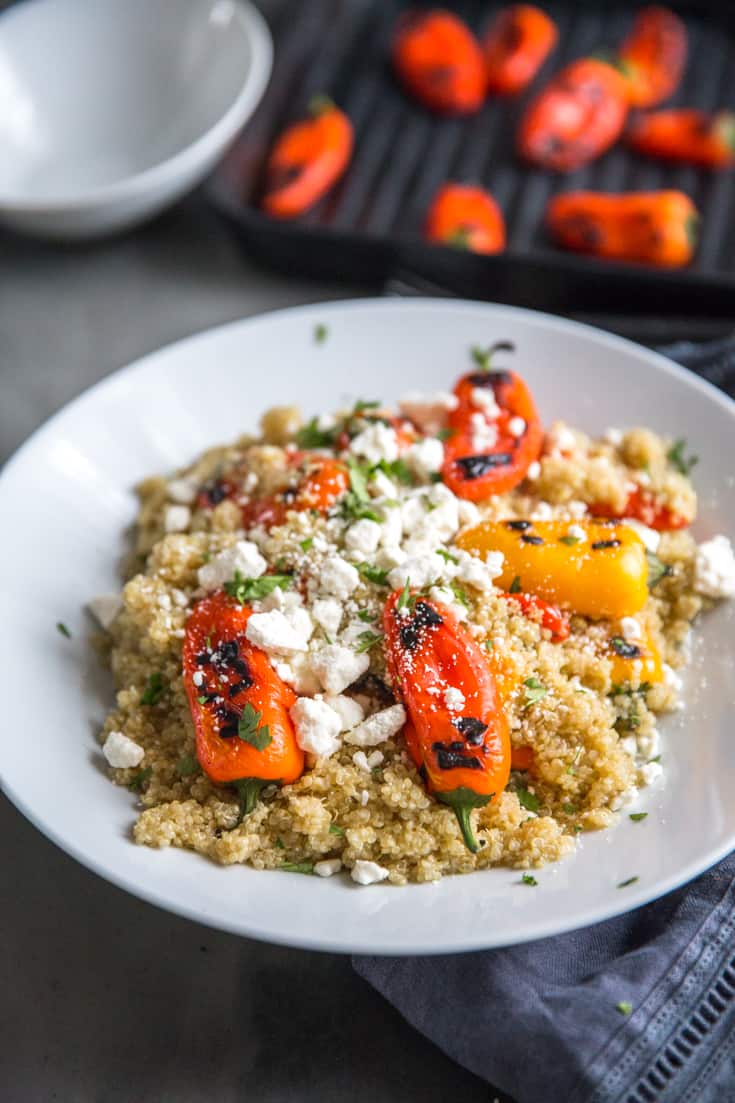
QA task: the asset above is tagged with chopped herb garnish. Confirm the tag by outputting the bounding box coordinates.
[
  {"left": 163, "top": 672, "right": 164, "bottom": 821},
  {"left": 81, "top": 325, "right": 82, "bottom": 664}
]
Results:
[
  {"left": 176, "top": 755, "right": 200, "bottom": 777},
  {"left": 280, "top": 862, "right": 314, "bottom": 875},
  {"left": 353, "top": 399, "right": 381, "bottom": 414},
  {"left": 56, "top": 621, "right": 71, "bottom": 639},
  {"left": 329, "top": 823, "right": 345, "bottom": 836},
  {"left": 128, "top": 767, "right": 152, "bottom": 792},
  {"left": 573, "top": 824, "right": 583, "bottom": 834},
  {"left": 342, "top": 459, "right": 381, "bottom": 522},
  {"left": 296, "top": 417, "right": 337, "bottom": 450},
  {"left": 520, "top": 873, "right": 538, "bottom": 886},
  {"left": 646, "top": 550, "right": 673, "bottom": 589},
  {"left": 649, "top": 754, "right": 661, "bottom": 764},
  {"left": 357, "top": 562, "right": 389, "bottom": 586},
  {"left": 618, "top": 876, "right": 639, "bottom": 888},
  {"left": 616, "top": 1001, "right": 633, "bottom": 1016},
  {"left": 397, "top": 578, "right": 412, "bottom": 611},
  {"left": 141, "top": 672, "right": 165, "bottom": 706},
  {"left": 566, "top": 747, "right": 583, "bottom": 775},
  {"left": 562, "top": 803, "right": 577, "bottom": 815},
  {"left": 435, "top": 548, "right": 459, "bottom": 564},
  {"left": 314, "top": 323, "right": 329, "bottom": 345},
  {"left": 197, "top": 695, "right": 209, "bottom": 705},
  {"left": 559, "top": 534, "right": 581, "bottom": 546},
  {"left": 484, "top": 639, "right": 494, "bottom": 651},
  {"left": 237, "top": 702, "right": 272, "bottom": 751},
  {"left": 449, "top": 581, "right": 470, "bottom": 609},
  {"left": 629, "top": 812, "right": 648, "bottom": 823},
  {"left": 357, "top": 609, "right": 375, "bottom": 623},
  {"left": 437, "top": 427, "right": 455, "bottom": 442},
  {"left": 509, "top": 575, "right": 522, "bottom": 594},
  {"left": 300, "top": 537, "right": 314, "bottom": 552},
  {"left": 522, "top": 676, "right": 548, "bottom": 708},
  {"left": 355, "top": 630, "right": 384, "bottom": 654},
  {"left": 275, "top": 837, "right": 285, "bottom": 849},
  {"left": 375, "top": 457, "right": 413, "bottom": 486},
  {"left": 224, "top": 571, "right": 292, "bottom": 604},
  {"left": 667, "top": 438, "right": 698, "bottom": 476},
  {"left": 516, "top": 788, "right": 540, "bottom": 812}
]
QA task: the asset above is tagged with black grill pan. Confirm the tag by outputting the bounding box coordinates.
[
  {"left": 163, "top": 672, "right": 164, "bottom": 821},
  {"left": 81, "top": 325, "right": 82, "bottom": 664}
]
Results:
[{"left": 209, "top": 1, "right": 735, "bottom": 318}]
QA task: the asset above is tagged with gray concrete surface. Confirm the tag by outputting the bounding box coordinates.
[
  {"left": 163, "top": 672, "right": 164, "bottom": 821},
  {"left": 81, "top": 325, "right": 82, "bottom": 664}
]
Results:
[{"left": 0, "top": 195, "right": 496, "bottom": 1102}]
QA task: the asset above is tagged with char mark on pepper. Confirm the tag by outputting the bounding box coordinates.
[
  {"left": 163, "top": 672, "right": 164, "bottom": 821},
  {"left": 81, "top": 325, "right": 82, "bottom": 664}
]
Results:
[
  {"left": 432, "top": 743, "right": 483, "bottom": 770},
  {"left": 399, "top": 600, "right": 444, "bottom": 650},
  {"left": 457, "top": 453, "right": 514, "bottom": 480},
  {"left": 451, "top": 716, "right": 488, "bottom": 744}
]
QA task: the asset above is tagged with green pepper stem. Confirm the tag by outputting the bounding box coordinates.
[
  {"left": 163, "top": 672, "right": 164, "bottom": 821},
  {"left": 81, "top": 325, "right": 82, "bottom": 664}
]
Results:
[
  {"left": 232, "top": 778, "right": 268, "bottom": 825},
  {"left": 435, "top": 788, "right": 492, "bottom": 854},
  {"left": 453, "top": 804, "right": 479, "bottom": 854}
]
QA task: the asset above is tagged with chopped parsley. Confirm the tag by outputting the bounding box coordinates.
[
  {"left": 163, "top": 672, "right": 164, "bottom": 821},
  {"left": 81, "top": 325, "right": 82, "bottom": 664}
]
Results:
[
  {"left": 329, "top": 823, "right": 345, "bottom": 836},
  {"left": 520, "top": 873, "right": 538, "bottom": 886},
  {"left": 353, "top": 399, "right": 380, "bottom": 415},
  {"left": 397, "top": 578, "right": 412, "bottom": 611},
  {"left": 375, "top": 457, "right": 413, "bottom": 486},
  {"left": 646, "top": 550, "right": 673, "bottom": 589},
  {"left": 357, "top": 609, "right": 375, "bottom": 623},
  {"left": 618, "top": 876, "right": 639, "bottom": 888},
  {"left": 509, "top": 575, "right": 522, "bottom": 594},
  {"left": 649, "top": 754, "right": 661, "bottom": 764},
  {"left": 237, "top": 703, "right": 272, "bottom": 751},
  {"left": 224, "top": 571, "right": 292, "bottom": 603},
  {"left": 449, "top": 581, "right": 470, "bottom": 609},
  {"left": 141, "top": 672, "right": 165, "bottom": 706},
  {"left": 313, "top": 323, "right": 329, "bottom": 344},
  {"left": 357, "top": 562, "right": 389, "bottom": 586},
  {"left": 197, "top": 695, "right": 209, "bottom": 705},
  {"left": 280, "top": 862, "right": 314, "bottom": 875},
  {"left": 667, "top": 438, "right": 698, "bottom": 476},
  {"left": 299, "top": 537, "right": 314, "bottom": 552},
  {"left": 522, "top": 677, "right": 548, "bottom": 708},
  {"left": 296, "top": 417, "right": 337, "bottom": 450},
  {"left": 176, "top": 755, "right": 200, "bottom": 777},
  {"left": 128, "top": 766, "right": 152, "bottom": 792},
  {"left": 559, "top": 534, "right": 581, "bottom": 546},
  {"left": 616, "top": 1001, "right": 633, "bottom": 1016},
  {"left": 562, "top": 803, "right": 577, "bottom": 815},
  {"left": 355, "top": 631, "right": 384, "bottom": 654},
  {"left": 275, "top": 837, "right": 285, "bottom": 849},
  {"left": 516, "top": 788, "right": 540, "bottom": 813},
  {"left": 435, "top": 548, "right": 458, "bottom": 564},
  {"left": 629, "top": 812, "right": 648, "bottom": 823},
  {"left": 437, "top": 427, "right": 455, "bottom": 442},
  {"left": 484, "top": 639, "right": 494, "bottom": 651},
  {"left": 56, "top": 621, "right": 72, "bottom": 639},
  {"left": 342, "top": 459, "right": 381, "bottom": 522}
]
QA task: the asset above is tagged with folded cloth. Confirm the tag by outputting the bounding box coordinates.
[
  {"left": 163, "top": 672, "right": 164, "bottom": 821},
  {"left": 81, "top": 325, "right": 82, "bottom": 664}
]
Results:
[{"left": 354, "top": 334, "right": 735, "bottom": 1103}]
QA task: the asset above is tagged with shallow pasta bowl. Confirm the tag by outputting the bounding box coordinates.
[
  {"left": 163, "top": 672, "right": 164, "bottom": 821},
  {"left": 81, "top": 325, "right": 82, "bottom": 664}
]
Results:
[{"left": 0, "top": 298, "right": 734, "bottom": 954}]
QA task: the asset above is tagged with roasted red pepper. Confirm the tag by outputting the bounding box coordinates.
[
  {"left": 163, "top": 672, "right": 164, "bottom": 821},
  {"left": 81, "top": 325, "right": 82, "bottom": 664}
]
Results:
[
  {"left": 441, "top": 351, "right": 543, "bottom": 501},
  {"left": 518, "top": 57, "right": 629, "bottom": 171},
  {"left": 501, "top": 592, "right": 570, "bottom": 641},
  {"left": 424, "top": 183, "right": 506, "bottom": 254},
  {"left": 590, "top": 486, "right": 689, "bottom": 531},
  {"left": 183, "top": 592, "right": 303, "bottom": 815},
  {"left": 383, "top": 590, "right": 510, "bottom": 852},
  {"left": 262, "top": 96, "right": 353, "bottom": 219},
  {"left": 546, "top": 190, "right": 699, "bottom": 268},
  {"left": 628, "top": 109, "right": 735, "bottom": 169},
  {"left": 618, "top": 5, "right": 687, "bottom": 108},
  {"left": 239, "top": 453, "right": 349, "bottom": 530},
  {"left": 483, "top": 4, "right": 558, "bottom": 96},
  {"left": 392, "top": 10, "right": 486, "bottom": 115}
]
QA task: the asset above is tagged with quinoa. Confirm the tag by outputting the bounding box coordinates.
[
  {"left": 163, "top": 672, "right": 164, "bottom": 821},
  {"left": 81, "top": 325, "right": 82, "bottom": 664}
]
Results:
[{"left": 93, "top": 394, "right": 715, "bottom": 885}]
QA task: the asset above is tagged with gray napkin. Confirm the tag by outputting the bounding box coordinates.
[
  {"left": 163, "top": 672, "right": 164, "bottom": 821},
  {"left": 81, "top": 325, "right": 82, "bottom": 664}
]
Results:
[{"left": 354, "top": 334, "right": 735, "bottom": 1103}]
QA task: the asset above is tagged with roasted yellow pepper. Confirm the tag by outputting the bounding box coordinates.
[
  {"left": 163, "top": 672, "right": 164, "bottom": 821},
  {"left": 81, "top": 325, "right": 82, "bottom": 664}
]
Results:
[
  {"left": 456, "top": 519, "right": 648, "bottom": 618},
  {"left": 609, "top": 628, "right": 663, "bottom": 686}
]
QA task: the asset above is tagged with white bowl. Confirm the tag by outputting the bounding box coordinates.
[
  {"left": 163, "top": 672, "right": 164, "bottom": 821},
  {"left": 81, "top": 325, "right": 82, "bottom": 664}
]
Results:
[{"left": 0, "top": 0, "right": 272, "bottom": 239}]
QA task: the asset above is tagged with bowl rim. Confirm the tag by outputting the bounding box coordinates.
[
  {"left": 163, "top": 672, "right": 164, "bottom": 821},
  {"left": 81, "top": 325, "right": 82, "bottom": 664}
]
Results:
[{"left": 0, "top": 0, "right": 273, "bottom": 212}]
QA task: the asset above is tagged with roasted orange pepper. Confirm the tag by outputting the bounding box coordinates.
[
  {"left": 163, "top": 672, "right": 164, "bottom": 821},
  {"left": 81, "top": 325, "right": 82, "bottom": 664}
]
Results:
[
  {"left": 425, "top": 184, "right": 506, "bottom": 254},
  {"left": 383, "top": 590, "right": 510, "bottom": 852},
  {"left": 590, "top": 486, "right": 689, "bottom": 531},
  {"left": 518, "top": 57, "right": 629, "bottom": 171},
  {"left": 262, "top": 96, "right": 353, "bottom": 219},
  {"left": 183, "top": 592, "right": 304, "bottom": 815},
  {"left": 618, "top": 5, "right": 687, "bottom": 108},
  {"left": 456, "top": 519, "right": 649, "bottom": 618},
  {"left": 483, "top": 4, "right": 558, "bottom": 96},
  {"left": 392, "top": 10, "right": 486, "bottom": 115},
  {"left": 609, "top": 628, "right": 663, "bottom": 687},
  {"left": 628, "top": 109, "right": 735, "bottom": 169},
  {"left": 442, "top": 354, "right": 543, "bottom": 500},
  {"left": 501, "top": 591, "right": 570, "bottom": 640},
  {"left": 546, "top": 190, "right": 699, "bottom": 268}
]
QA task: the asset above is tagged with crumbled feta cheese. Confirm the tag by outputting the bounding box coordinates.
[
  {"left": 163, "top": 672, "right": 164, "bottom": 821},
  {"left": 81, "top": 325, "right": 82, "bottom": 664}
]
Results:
[
  {"left": 346, "top": 703, "right": 406, "bottom": 747},
  {"left": 428, "top": 585, "right": 468, "bottom": 621},
  {"left": 399, "top": 391, "right": 458, "bottom": 435},
  {"left": 566, "top": 524, "right": 587, "bottom": 543},
  {"left": 508, "top": 416, "right": 526, "bottom": 438},
  {"left": 273, "top": 654, "right": 321, "bottom": 696},
  {"left": 457, "top": 499, "right": 481, "bottom": 528},
  {"left": 469, "top": 412, "right": 498, "bottom": 453},
  {"left": 310, "top": 644, "right": 370, "bottom": 695},
  {"left": 619, "top": 616, "right": 643, "bottom": 642},
  {"left": 344, "top": 518, "right": 382, "bottom": 558},
  {"left": 622, "top": 518, "right": 660, "bottom": 553},
  {"left": 282, "top": 605, "right": 314, "bottom": 644},
  {"left": 387, "top": 552, "right": 446, "bottom": 591},
  {"left": 171, "top": 588, "right": 188, "bottom": 608},
  {"left": 367, "top": 750, "right": 384, "bottom": 768},
  {"left": 405, "top": 438, "right": 444, "bottom": 480},
  {"left": 325, "top": 694, "right": 365, "bottom": 731},
  {"left": 620, "top": 736, "right": 638, "bottom": 757},
  {"left": 369, "top": 469, "right": 397, "bottom": 499},
  {"left": 350, "top": 422, "right": 399, "bottom": 465},
  {"left": 455, "top": 548, "right": 500, "bottom": 591},
  {"left": 351, "top": 860, "right": 390, "bottom": 885},
  {"left": 376, "top": 545, "right": 407, "bottom": 571},
  {"left": 260, "top": 586, "right": 304, "bottom": 614},
  {"left": 166, "top": 477, "right": 198, "bottom": 504},
  {"left": 311, "top": 598, "right": 343, "bottom": 638},
  {"left": 319, "top": 555, "right": 360, "bottom": 600},
  {"left": 88, "top": 593, "right": 123, "bottom": 630},
  {"left": 531, "top": 501, "right": 553, "bottom": 521},
  {"left": 359, "top": 789, "right": 370, "bottom": 806},
  {"left": 102, "top": 730, "right": 144, "bottom": 769},
  {"left": 378, "top": 505, "right": 403, "bottom": 548},
  {"left": 314, "top": 859, "right": 342, "bottom": 878},
  {"left": 198, "top": 541, "right": 267, "bottom": 591},
  {"left": 444, "top": 687, "right": 465, "bottom": 712},
  {"left": 638, "top": 760, "right": 663, "bottom": 787},
  {"left": 317, "top": 413, "right": 337, "bottom": 432},
  {"left": 662, "top": 663, "right": 682, "bottom": 693},
  {"left": 604, "top": 427, "right": 623, "bottom": 446},
  {"left": 470, "top": 388, "right": 501, "bottom": 418},
  {"left": 637, "top": 728, "right": 661, "bottom": 760},
  {"left": 246, "top": 610, "right": 309, "bottom": 653},
  {"left": 610, "top": 787, "right": 636, "bottom": 811},
  {"left": 695, "top": 535, "right": 735, "bottom": 598},
  {"left": 636, "top": 470, "right": 652, "bottom": 487},
  {"left": 164, "top": 505, "right": 191, "bottom": 533},
  {"left": 526, "top": 461, "right": 541, "bottom": 481},
  {"left": 353, "top": 750, "right": 371, "bottom": 772},
  {"left": 290, "top": 697, "right": 342, "bottom": 757}
]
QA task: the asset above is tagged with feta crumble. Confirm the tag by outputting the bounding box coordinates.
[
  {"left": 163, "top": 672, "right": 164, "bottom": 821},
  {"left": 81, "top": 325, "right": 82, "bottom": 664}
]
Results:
[
  {"left": 346, "top": 704, "right": 406, "bottom": 747},
  {"left": 325, "top": 694, "right": 365, "bottom": 731},
  {"left": 314, "top": 859, "right": 342, "bottom": 878},
  {"left": 88, "top": 593, "right": 123, "bottom": 631},
  {"left": 310, "top": 644, "right": 370, "bottom": 695},
  {"left": 319, "top": 555, "right": 360, "bottom": 600},
  {"left": 198, "top": 541, "right": 267, "bottom": 591},
  {"left": 405, "top": 437, "right": 444, "bottom": 480},
  {"left": 344, "top": 518, "right": 382, "bottom": 558},
  {"left": 311, "top": 598, "right": 343, "bottom": 638},
  {"left": 350, "top": 422, "right": 399, "bottom": 465},
  {"left": 246, "top": 610, "right": 310, "bottom": 654},
  {"left": 351, "top": 860, "right": 390, "bottom": 885},
  {"left": 290, "top": 697, "right": 342, "bottom": 757},
  {"left": 622, "top": 518, "right": 660, "bottom": 553},
  {"left": 163, "top": 504, "right": 191, "bottom": 533},
  {"left": 103, "top": 731, "right": 144, "bottom": 769},
  {"left": 619, "top": 617, "right": 643, "bottom": 643},
  {"left": 694, "top": 535, "right": 735, "bottom": 599},
  {"left": 166, "top": 477, "right": 198, "bottom": 504}
]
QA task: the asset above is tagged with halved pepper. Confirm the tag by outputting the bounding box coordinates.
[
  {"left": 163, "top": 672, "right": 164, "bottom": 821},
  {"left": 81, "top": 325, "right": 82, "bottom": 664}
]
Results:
[
  {"left": 483, "top": 4, "right": 558, "bottom": 96},
  {"left": 183, "top": 592, "right": 304, "bottom": 815},
  {"left": 262, "top": 96, "right": 353, "bottom": 219},
  {"left": 456, "top": 519, "right": 649, "bottom": 618},
  {"left": 618, "top": 5, "right": 687, "bottom": 108},
  {"left": 241, "top": 453, "right": 350, "bottom": 530},
  {"left": 383, "top": 590, "right": 510, "bottom": 852},
  {"left": 609, "top": 627, "right": 663, "bottom": 686},
  {"left": 628, "top": 109, "right": 735, "bottom": 169},
  {"left": 392, "top": 10, "right": 486, "bottom": 115},
  {"left": 425, "top": 184, "right": 506, "bottom": 254}
]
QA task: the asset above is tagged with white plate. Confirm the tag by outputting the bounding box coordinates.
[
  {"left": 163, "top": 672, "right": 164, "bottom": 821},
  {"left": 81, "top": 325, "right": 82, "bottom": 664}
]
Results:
[{"left": 1, "top": 299, "right": 734, "bottom": 955}]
